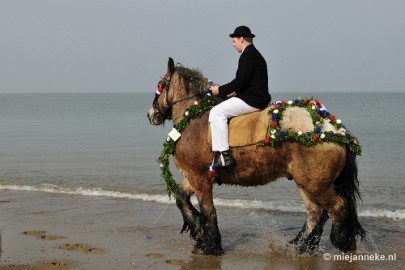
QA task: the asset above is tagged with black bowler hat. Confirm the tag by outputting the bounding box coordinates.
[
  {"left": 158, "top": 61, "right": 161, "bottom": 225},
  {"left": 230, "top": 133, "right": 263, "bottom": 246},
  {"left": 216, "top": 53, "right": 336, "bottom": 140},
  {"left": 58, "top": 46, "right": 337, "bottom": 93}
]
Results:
[{"left": 229, "top": 26, "right": 255, "bottom": 38}]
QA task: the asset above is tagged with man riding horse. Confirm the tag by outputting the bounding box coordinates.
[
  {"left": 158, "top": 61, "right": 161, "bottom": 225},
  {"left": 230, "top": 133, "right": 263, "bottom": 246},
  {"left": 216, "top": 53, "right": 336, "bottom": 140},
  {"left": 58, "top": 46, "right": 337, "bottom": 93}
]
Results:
[{"left": 209, "top": 26, "right": 271, "bottom": 169}]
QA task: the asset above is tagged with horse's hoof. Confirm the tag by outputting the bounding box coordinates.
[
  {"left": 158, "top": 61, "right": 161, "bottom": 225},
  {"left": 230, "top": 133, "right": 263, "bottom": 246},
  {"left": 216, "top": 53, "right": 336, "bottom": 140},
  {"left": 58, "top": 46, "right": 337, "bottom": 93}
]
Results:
[
  {"left": 191, "top": 246, "right": 204, "bottom": 255},
  {"left": 210, "top": 246, "right": 224, "bottom": 256},
  {"left": 192, "top": 229, "right": 203, "bottom": 241},
  {"left": 192, "top": 241, "right": 223, "bottom": 256},
  {"left": 192, "top": 246, "right": 224, "bottom": 256}
]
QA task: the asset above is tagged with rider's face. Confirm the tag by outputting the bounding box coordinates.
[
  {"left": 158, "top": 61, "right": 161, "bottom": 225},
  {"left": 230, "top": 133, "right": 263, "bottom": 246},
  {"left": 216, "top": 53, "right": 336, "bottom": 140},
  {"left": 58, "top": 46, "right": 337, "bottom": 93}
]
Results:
[{"left": 232, "top": 37, "right": 244, "bottom": 53}]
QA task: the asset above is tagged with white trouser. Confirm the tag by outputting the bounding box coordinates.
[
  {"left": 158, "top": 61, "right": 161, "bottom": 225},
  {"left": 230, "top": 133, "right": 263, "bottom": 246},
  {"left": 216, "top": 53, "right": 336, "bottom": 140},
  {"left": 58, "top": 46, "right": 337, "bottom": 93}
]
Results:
[{"left": 209, "top": 97, "right": 259, "bottom": 152}]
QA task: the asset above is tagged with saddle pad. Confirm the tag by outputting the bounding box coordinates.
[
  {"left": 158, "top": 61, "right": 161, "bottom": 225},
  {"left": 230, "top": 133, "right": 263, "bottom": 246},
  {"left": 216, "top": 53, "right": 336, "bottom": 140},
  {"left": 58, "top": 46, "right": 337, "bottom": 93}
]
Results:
[
  {"left": 208, "top": 108, "right": 270, "bottom": 147},
  {"left": 208, "top": 106, "right": 316, "bottom": 147}
]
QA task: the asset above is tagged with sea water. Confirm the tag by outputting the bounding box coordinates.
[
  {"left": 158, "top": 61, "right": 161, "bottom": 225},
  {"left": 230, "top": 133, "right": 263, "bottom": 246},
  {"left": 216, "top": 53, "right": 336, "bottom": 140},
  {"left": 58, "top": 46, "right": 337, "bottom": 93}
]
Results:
[{"left": 0, "top": 92, "right": 404, "bottom": 221}]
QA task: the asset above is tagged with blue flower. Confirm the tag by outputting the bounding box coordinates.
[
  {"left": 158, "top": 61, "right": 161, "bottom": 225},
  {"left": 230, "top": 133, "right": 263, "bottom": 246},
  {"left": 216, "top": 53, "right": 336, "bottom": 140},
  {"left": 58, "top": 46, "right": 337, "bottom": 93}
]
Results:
[
  {"left": 316, "top": 109, "right": 321, "bottom": 114},
  {"left": 316, "top": 127, "right": 322, "bottom": 133},
  {"left": 295, "top": 99, "right": 300, "bottom": 103},
  {"left": 306, "top": 132, "right": 311, "bottom": 136},
  {"left": 272, "top": 114, "right": 278, "bottom": 120},
  {"left": 280, "top": 131, "right": 286, "bottom": 137},
  {"left": 323, "top": 111, "right": 330, "bottom": 116},
  {"left": 330, "top": 131, "right": 335, "bottom": 137}
]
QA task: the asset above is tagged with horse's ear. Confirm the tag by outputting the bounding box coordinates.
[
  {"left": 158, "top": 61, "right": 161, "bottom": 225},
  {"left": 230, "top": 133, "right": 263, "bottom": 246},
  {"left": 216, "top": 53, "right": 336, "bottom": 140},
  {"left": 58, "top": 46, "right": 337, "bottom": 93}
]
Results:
[{"left": 167, "top": 57, "right": 175, "bottom": 74}]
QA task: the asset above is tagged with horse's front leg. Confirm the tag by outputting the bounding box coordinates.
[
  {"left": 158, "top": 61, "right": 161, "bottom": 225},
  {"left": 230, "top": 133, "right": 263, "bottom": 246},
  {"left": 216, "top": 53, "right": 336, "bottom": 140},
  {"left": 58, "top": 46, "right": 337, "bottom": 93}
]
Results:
[
  {"left": 193, "top": 182, "right": 223, "bottom": 255},
  {"left": 176, "top": 178, "right": 203, "bottom": 240}
]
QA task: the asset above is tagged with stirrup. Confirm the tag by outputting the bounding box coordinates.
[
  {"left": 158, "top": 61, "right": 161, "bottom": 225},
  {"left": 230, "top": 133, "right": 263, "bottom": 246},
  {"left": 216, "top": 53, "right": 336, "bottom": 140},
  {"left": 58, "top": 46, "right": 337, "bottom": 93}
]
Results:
[{"left": 213, "top": 150, "right": 236, "bottom": 168}]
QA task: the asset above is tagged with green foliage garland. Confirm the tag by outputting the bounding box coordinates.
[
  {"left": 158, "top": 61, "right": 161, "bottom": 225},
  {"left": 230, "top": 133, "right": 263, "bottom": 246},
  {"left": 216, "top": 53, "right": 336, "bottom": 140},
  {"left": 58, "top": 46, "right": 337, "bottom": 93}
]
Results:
[
  {"left": 157, "top": 94, "right": 217, "bottom": 198},
  {"left": 158, "top": 96, "right": 362, "bottom": 198}
]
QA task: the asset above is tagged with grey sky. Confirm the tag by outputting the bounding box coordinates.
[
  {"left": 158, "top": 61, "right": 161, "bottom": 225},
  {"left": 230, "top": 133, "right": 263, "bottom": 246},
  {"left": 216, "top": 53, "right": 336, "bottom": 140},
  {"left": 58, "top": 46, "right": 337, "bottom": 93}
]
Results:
[{"left": 1, "top": 0, "right": 404, "bottom": 93}]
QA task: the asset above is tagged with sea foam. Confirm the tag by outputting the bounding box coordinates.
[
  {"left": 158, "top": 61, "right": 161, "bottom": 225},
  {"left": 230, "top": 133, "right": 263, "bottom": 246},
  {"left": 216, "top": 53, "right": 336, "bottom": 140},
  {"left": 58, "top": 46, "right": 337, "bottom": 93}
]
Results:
[{"left": 1, "top": 184, "right": 404, "bottom": 221}]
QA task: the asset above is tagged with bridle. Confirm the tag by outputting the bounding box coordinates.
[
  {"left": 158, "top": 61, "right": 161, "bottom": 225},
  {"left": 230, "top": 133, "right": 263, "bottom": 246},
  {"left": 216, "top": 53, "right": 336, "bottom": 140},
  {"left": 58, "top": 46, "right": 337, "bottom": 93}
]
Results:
[
  {"left": 152, "top": 72, "right": 173, "bottom": 120},
  {"left": 152, "top": 69, "right": 210, "bottom": 122}
]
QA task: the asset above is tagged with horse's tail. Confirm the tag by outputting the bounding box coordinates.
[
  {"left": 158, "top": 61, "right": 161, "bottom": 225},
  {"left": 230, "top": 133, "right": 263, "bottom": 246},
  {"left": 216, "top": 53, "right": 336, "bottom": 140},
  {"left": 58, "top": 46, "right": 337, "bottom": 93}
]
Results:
[{"left": 333, "top": 148, "right": 366, "bottom": 241}]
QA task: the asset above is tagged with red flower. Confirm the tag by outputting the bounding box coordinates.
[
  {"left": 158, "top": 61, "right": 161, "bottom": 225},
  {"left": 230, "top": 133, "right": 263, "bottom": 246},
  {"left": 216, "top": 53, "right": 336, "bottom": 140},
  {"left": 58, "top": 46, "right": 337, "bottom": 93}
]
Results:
[
  {"left": 351, "top": 138, "right": 357, "bottom": 144},
  {"left": 317, "top": 114, "right": 322, "bottom": 120},
  {"left": 303, "top": 99, "right": 308, "bottom": 104},
  {"left": 264, "top": 137, "right": 270, "bottom": 144},
  {"left": 291, "top": 130, "right": 295, "bottom": 135},
  {"left": 271, "top": 121, "right": 278, "bottom": 127},
  {"left": 312, "top": 135, "right": 317, "bottom": 141},
  {"left": 330, "top": 115, "right": 336, "bottom": 121},
  {"left": 274, "top": 104, "right": 280, "bottom": 109},
  {"left": 282, "top": 100, "right": 287, "bottom": 105},
  {"left": 158, "top": 87, "right": 163, "bottom": 93}
]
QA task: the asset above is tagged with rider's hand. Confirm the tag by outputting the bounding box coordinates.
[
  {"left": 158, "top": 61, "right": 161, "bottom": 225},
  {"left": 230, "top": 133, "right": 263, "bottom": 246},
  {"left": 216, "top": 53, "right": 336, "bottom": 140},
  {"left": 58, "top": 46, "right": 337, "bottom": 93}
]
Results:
[{"left": 210, "top": 85, "right": 220, "bottom": 95}]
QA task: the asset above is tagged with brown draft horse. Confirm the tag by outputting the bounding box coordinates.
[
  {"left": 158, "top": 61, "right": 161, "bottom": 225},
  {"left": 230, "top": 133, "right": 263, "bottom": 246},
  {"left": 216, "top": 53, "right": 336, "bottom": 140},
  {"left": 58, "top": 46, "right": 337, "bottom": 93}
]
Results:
[{"left": 147, "top": 58, "right": 365, "bottom": 256}]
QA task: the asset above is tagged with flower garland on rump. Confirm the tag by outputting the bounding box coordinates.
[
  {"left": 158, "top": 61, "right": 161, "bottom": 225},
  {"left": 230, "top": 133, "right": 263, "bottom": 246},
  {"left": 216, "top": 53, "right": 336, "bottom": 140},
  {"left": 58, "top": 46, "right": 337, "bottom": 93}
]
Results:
[
  {"left": 156, "top": 89, "right": 362, "bottom": 198},
  {"left": 258, "top": 98, "right": 362, "bottom": 156}
]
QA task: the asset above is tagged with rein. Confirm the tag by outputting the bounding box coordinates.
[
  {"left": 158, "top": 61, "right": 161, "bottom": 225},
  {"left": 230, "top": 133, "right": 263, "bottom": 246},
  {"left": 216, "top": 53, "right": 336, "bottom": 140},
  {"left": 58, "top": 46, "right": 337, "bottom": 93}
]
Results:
[{"left": 153, "top": 69, "right": 210, "bottom": 121}]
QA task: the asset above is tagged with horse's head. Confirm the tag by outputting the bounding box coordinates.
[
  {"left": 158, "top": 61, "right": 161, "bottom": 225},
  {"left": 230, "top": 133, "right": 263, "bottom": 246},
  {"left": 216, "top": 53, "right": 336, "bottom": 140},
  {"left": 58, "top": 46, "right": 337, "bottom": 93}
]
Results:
[
  {"left": 147, "top": 58, "right": 213, "bottom": 125},
  {"left": 147, "top": 58, "right": 176, "bottom": 125}
]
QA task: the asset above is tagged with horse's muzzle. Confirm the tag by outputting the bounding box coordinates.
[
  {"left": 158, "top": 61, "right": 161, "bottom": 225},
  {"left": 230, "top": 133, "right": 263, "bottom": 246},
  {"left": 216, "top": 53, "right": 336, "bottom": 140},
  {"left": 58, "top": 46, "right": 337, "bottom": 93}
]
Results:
[{"left": 147, "top": 107, "right": 163, "bottom": 125}]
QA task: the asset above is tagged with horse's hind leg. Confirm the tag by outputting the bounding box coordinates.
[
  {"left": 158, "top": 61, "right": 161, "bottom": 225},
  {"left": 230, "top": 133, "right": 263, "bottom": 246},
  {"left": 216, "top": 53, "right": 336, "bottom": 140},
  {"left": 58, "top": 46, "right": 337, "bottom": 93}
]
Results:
[
  {"left": 318, "top": 187, "right": 365, "bottom": 252},
  {"left": 290, "top": 186, "right": 329, "bottom": 254},
  {"left": 176, "top": 178, "right": 203, "bottom": 240}
]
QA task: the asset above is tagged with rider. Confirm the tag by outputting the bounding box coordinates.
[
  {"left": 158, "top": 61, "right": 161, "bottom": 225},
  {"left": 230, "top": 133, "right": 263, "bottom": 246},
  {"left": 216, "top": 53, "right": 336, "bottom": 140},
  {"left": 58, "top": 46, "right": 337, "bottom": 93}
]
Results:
[{"left": 209, "top": 26, "right": 271, "bottom": 168}]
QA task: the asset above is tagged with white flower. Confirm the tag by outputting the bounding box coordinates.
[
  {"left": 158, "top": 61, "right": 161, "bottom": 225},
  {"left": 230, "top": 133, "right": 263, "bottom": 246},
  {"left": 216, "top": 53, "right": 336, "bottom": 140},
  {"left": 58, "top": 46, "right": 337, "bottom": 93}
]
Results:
[
  {"left": 271, "top": 135, "right": 276, "bottom": 139},
  {"left": 288, "top": 100, "right": 293, "bottom": 105},
  {"left": 276, "top": 100, "right": 281, "bottom": 104},
  {"left": 184, "top": 111, "right": 189, "bottom": 116},
  {"left": 312, "top": 105, "right": 316, "bottom": 110},
  {"left": 320, "top": 133, "right": 326, "bottom": 139},
  {"left": 271, "top": 129, "right": 277, "bottom": 134},
  {"left": 338, "top": 128, "right": 346, "bottom": 134},
  {"left": 336, "top": 119, "right": 342, "bottom": 124},
  {"left": 297, "top": 131, "right": 303, "bottom": 136},
  {"left": 273, "top": 109, "right": 279, "bottom": 114},
  {"left": 166, "top": 137, "right": 171, "bottom": 142},
  {"left": 316, "top": 121, "right": 321, "bottom": 125}
]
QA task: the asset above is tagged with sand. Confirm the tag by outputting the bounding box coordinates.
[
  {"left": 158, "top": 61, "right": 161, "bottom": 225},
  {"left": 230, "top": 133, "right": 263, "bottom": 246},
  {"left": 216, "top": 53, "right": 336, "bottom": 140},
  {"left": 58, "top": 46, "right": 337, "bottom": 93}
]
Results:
[{"left": 0, "top": 190, "right": 403, "bottom": 270}]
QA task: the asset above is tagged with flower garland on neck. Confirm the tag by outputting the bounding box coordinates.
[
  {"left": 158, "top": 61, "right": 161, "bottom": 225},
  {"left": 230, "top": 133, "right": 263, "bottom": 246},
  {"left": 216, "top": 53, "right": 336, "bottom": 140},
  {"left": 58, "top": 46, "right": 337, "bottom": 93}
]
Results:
[
  {"left": 157, "top": 93, "right": 217, "bottom": 198},
  {"left": 158, "top": 96, "right": 362, "bottom": 198}
]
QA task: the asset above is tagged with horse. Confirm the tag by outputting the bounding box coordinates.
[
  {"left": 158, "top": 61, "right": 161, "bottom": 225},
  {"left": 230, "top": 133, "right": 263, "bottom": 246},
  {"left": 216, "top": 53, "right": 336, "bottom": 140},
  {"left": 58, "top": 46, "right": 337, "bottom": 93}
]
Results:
[{"left": 147, "top": 58, "right": 365, "bottom": 256}]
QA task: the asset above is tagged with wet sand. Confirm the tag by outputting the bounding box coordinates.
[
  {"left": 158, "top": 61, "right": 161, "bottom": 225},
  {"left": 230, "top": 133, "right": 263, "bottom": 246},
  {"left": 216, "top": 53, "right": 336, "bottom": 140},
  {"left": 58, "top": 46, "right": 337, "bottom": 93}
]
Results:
[{"left": 0, "top": 190, "right": 403, "bottom": 269}]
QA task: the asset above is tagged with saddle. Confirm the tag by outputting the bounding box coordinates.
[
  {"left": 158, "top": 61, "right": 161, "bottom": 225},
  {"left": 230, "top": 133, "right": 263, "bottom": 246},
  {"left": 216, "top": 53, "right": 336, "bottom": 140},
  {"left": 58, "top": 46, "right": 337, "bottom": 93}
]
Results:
[{"left": 208, "top": 106, "right": 337, "bottom": 147}]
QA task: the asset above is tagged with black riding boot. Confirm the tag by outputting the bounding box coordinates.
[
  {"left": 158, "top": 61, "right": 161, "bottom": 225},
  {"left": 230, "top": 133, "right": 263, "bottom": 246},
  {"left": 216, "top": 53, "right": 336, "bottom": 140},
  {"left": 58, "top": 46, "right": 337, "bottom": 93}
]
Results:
[{"left": 213, "top": 150, "right": 236, "bottom": 168}]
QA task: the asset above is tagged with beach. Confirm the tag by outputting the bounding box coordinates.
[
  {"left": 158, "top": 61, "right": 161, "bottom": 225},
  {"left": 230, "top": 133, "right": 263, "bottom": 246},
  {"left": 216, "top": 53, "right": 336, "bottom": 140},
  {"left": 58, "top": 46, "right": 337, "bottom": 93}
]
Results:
[{"left": 1, "top": 189, "right": 403, "bottom": 270}]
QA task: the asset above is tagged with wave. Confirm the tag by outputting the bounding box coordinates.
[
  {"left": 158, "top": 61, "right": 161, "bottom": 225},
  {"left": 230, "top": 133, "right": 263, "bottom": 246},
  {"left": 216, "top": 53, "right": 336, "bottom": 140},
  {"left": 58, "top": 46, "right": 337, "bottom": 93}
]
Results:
[{"left": 1, "top": 184, "right": 404, "bottom": 221}]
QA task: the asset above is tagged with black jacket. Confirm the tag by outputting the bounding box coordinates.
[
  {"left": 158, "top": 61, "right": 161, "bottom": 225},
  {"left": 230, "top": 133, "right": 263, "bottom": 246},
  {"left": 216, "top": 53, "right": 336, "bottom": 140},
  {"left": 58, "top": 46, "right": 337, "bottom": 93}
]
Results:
[{"left": 219, "top": 44, "right": 271, "bottom": 109}]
